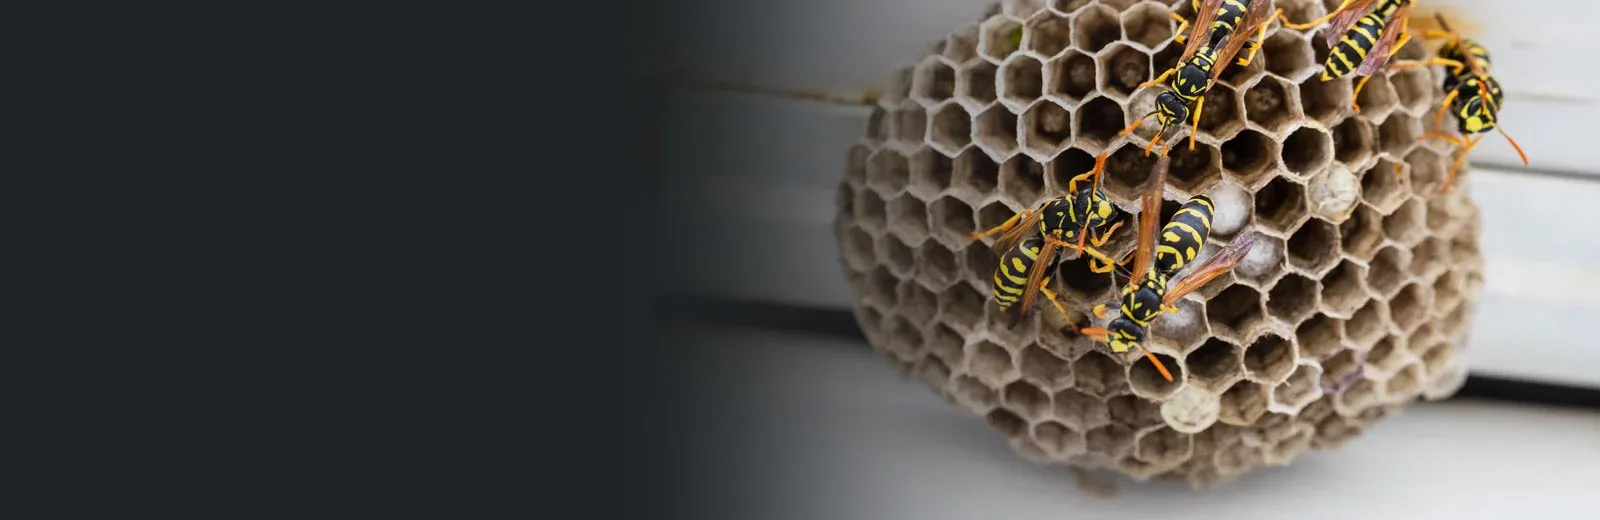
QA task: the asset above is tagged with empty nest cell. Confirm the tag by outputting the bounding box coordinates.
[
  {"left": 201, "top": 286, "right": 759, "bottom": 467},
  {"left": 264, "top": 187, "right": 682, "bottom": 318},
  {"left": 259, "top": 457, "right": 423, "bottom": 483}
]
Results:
[
  {"left": 1378, "top": 114, "right": 1421, "bottom": 158},
  {"left": 1263, "top": 30, "right": 1314, "bottom": 80},
  {"left": 958, "top": 62, "right": 1000, "bottom": 105},
  {"left": 954, "top": 149, "right": 1001, "bottom": 195},
  {"left": 1045, "top": 148, "right": 1098, "bottom": 193},
  {"left": 1074, "top": 97, "right": 1126, "bottom": 151},
  {"left": 1033, "top": 421, "right": 1087, "bottom": 456},
  {"left": 1219, "top": 380, "right": 1269, "bottom": 426},
  {"left": 1001, "top": 55, "right": 1046, "bottom": 107},
  {"left": 1053, "top": 388, "right": 1110, "bottom": 430},
  {"left": 1072, "top": 350, "right": 1125, "bottom": 398},
  {"left": 853, "top": 189, "right": 888, "bottom": 232},
  {"left": 1051, "top": 49, "right": 1098, "bottom": 101},
  {"left": 915, "top": 241, "right": 959, "bottom": 288},
  {"left": 1319, "top": 349, "right": 1364, "bottom": 394},
  {"left": 1025, "top": 13, "right": 1072, "bottom": 58},
  {"left": 1244, "top": 76, "right": 1295, "bottom": 134},
  {"left": 1254, "top": 177, "right": 1308, "bottom": 233},
  {"left": 1186, "top": 338, "right": 1243, "bottom": 391},
  {"left": 1004, "top": 380, "right": 1051, "bottom": 421},
  {"left": 1167, "top": 141, "right": 1221, "bottom": 194},
  {"left": 1057, "top": 255, "right": 1117, "bottom": 303},
  {"left": 1129, "top": 352, "right": 1183, "bottom": 399},
  {"left": 897, "top": 280, "right": 939, "bottom": 323},
  {"left": 929, "top": 197, "right": 975, "bottom": 245},
  {"left": 1267, "top": 273, "right": 1318, "bottom": 324},
  {"left": 938, "top": 282, "right": 986, "bottom": 331},
  {"left": 1330, "top": 117, "right": 1373, "bottom": 165},
  {"left": 1020, "top": 344, "right": 1073, "bottom": 389},
  {"left": 877, "top": 234, "right": 916, "bottom": 275},
  {"left": 1286, "top": 219, "right": 1338, "bottom": 274},
  {"left": 1134, "top": 427, "right": 1193, "bottom": 465},
  {"left": 1072, "top": 4, "right": 1122, "bottom": 52},
  {"left": 1086, "top": 424, "right": 1136, "bottom": 459},
  {"left": 1364, "top": 336, "right": 1409, "bottom": 378},
  {"left": 1274, "top": 363, "right": 1323, "bottom": 411},
  {"left": 1295, "top": 313, "right": 1343, "bottom": 359},
  {"left": 1108, "top": 394, "right": 1164, "bottom": 428},
  {"left": 1298, "top": 76, "right": 1350, "bottom": 126},
  {"left": 868, "top": 150, "right": 911, "bottom": 194},
  {"left": 999, "top": 156, "right": 1047, "bottom": 204},
  {"left": 914, "top": 57, "right": 958, "bottom": 103},
  {"left": 1243, "top": 333, "right": 1295, "bottom": 384},
  {"left": 1386, "top": 364, "right": 1423, "bottom": 397},
  {"left": 929, "top": 104, "right": 974, "bottom": 154},
  {"left": 1207, "top": 284, "right": 1264, "bottom": 340},
  {"left": 1281, "top": 127, "right": 1332, "bottom": 177},
  {"left": 1022, "top": 100, "right": 1073, "bottom": 156},
  {"left": 1389, "top": 283, "right": 1431, "bottom": 333},
  {"left": 1099, "top": 44, "right": 1151, "bottom": 99},
  {"left": 978, "top": 16, "right": 1024, "bottom": 63},
  {"left": 952, "top": 374, "right": 998, "bottom": 411},
  {"left": 1354, "top": 75, "right": 1398, "bottom": 118},
  {"left": 968, "top": 340, "right": 1017, "bottom": 386},
  {"left": 895, "top": 103, "right": 929, "bottom": 146},
  {"left": 1221, "top": 130, "right": 1277, "bottom": 187},
  {"left": 1383, "top": 197, "right": 1426, "bottom": 246},
  {"left": 839, "top": 226, "right": 875, "bottom": 272},
  {"left": 1404, "top": 147, "right": 1448, "bottom": 195},
  {"left": 910, "top": 149, "right": 954, "bottom": 196},
  {"left": 1121, "top": 2, "right": 1173, "bottom": 49},
  {"left": 1320, "top": 260, "right": 1368, "bottom": 317},
  {"left": 1198, "top": 85, "right": 1244, "bottom": 140},
  {"left": 927, "top": 324, "right": 964, "bottom": 366},
  {"left": 1104, "top": 143, "right": 1158, "bottom": 200},
  {"left": 1389, "top": 68, "right": 1433, "bottom": 114},
  {"left": 986, "top": 408, "right": 1028, "bottom": 438},
  {"left": 1346, "top": 299, "right": 1389, "bottom": 349},
  {"left": 887, "top": 195, "right": 930, "bottom": 242},
  {"left": 943, "top": 23, "right": 981, "bottom": 64},
  {"left": 1367, "top": 246, "right": 1407, "bottom": 297},
  {"left": 1340, "top": 204, "right": 1384, "bottom": 261},
  {"left": 974, "top": 106, "right": 1021, "bottom": 159}
]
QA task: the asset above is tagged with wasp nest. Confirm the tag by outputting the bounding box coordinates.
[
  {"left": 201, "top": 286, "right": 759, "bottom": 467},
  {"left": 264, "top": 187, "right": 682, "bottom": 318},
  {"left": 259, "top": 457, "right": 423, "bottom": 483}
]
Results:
[{"left": 833, "top": 0, "right": 1484, "bottom": 487}]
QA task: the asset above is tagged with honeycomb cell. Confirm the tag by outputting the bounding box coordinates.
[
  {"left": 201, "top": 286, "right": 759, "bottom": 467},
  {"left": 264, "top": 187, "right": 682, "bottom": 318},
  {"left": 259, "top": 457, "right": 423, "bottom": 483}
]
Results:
[
  {"left": 877, "top": 237, "right": 916, "bottom": 279},
  {"left": 885, "top": 65, "right": 915, "bottom": 105},
  {"left": 1243, "top": 76, "right": 1298, "bottom": 135},
  {"left": 1421, "top": 339, "right": 1454, "bottom": 375},
  {"left": 968, "top": 340, "right": 1017, "bottom": 386},
  {"left": 987, "top": 408, "right": 1028, "bottom": 438},
  {"left": 999, "top": 156, "right": 1046, "bottom": 204},
  {"left": 1281, "top": 127, "right": 1332, "bottom": 178},
  {"left": 1353, "top": 75, "right": 1398, "bottom": 119},
  {"left": 1267, "top": 273, "right": 1318, "bottom": 325},
  {"left": 1218, "top": 46, "right": 1264, "bottom": 87},
  {"left": 1221, "top": 130, "right": 1278, "bottom": 188},
  {"left": 915, "top": 356, "right": 953, "bottom": 393},
  {"left": 1149, "top": 297, "right": 1209, "bottom": 352},
  {"left": 1024, "top": 13, "right": 1072, "bottom": 58},
  {"left": 978, "top": 16, "right": 1025, "bottom": 63},
  {"left": 1050, "top": 0, "right": 1093, "bottom": 15},
  {"left": 867, "top": 149, "right": 911, "bottom": 195},
  {"left": 1364, "top": 335, "right": 1410, "bottom": 379},
  {"left": 1295, "top": 312, "right": 1343, "bottom": 359},
  {"left": 1000, "top": 55, "right": 1046, "bottom": 109},
  {"left": 1254, "top": 177, "right": 1308, "bottom": 233},
  {"left": 1389, "top": 283, "right": 1431, "bottom": 334},
  {"left": 1308, "top": 164, "right": 1359, "bottom": 222},
  {"left": 1134, "top": 427, "right": 1193, "bottom": 465},
  {"left": 944, "top": 23, "right": 982, "bottom": 64},
  {"left": 1377, "top": 113, "right": 1420, "bottom": 157},
  {"left": 1072, "top": 96, "right": 1126, "bottom": 152},
  {"left": 1034, "top": 421, "right": 1088, "bottom": 456},
  {"left": 1073, "top": 350, "right": 1124, "bottom": 397},
  {"left": 1346, "top": 299, "right": 1389, "bottom": 350},
  {"left": 938, "top": 281, "right": 986, "bottom": 332},
  {"left": 928, "top": 197, "right": 974, "bottom": 246},
  {"left": 1386, "top": 363, "right": 1423, "bottom": 398},
  {"left": 1098, "top": 44, "right": 1151, "bottom": 100},
  {"left": 1167, "top": 141, "right": 1221, "bottom": 194},
  {"left": 916, "top": 241, "right": 960, "bottom": 289},
  {"left": 1409, "top": 236, "right": 1449, "bottom": 280},
  {"left": 1121, "top": 2, "right": 1174, "bottom": 49},
  {"left": 1085, "top": 424, "right": 1136, "bottom": 459},
  {"left": 1263, "top": 31, "right": 1315, "bottom": 81},
  {"left": 1001, "top": 0, "right": 1047, "bottom": 19},
  {"left": 854, "top": 190, "right": 888, "bottom": 233},
  {"left": 1243, "top": 333, "right": 1296, "bottom": 384},
  {"left": 1103, "top": 143, "right": 1159, "bottom": 201},
  {"left": 1367, "top": 246, "right": 1407, "bottom": 298},
  {"left": 1186, "top": 338, "right": 1244, "bottom": 391},
  {"left": 1054, "top": 388, "right": 1110, "bottom": 430},
  {"left": 1198, "top": 84, "right": 1245, "bottom": 140},
  {"left": 1389, "top": 68, "right": 1433, "bottom": 114},
  {"left": 866, "top": 108, "right": 891, "bottom": 145},
  {"left": 1219, "top": 381, "right": 1269, "bottom": 426},
  {"left": 974, "top": 105, "right": 1021, "bottom": 160},
  {"left": 840, "top": 226, "right": 875, "bottom": 272},
  {"left": 1298, "top": 76, "right": 1350, "bottom": 127},
  {"left": 1404, "top": 147, "right": 1448, "bottom": 195},
  {"left": 1109, "top": 394, "right": 1164, "bottom": 428},
  {"left": 909, "top": 149, "right": 954, "bottom": 198},
  {"left": 1044, "top": 148, "right": 1098, "bottom": 193},
  {"left": 1286, "top": 219, "right": 1338, "bottom": 274},
  {"left": 1339, "top": 204, "right": 1383, "bottom": 261},
  {"left": 1129, "top": 352, "right": 1183, "bottom": 399},
  {"left": 1432, "top": 270, "right": 1465, "bottom": 317},
  {"left": 929, "top": 104, "right": 974, "bottom": 155},
  {"left": 1056, "top": 256, "right": 1118, "bottom": 305},
  {"left": 1319, "top": 349, "right": 1364, "bottom": 394},
  {"left": 1021, "top": 100, "right": 1073, "bottom": 158},
  {"left": 914, "top": 57, "right": 958, "bottom": 104},
  {"left": 1207, "top": 285, "right": 1264, "bottom": 340},
  {"left": 952, "top": 149, "right": 1001, "bottom": 202},
  {"left": 1320, "top": 260, "right": 1367, "bottom": 317},
  {"left": 887, "top": 195, "right": 930, "bottom": 243},
  {"left": 1273, "top": 363, "right": 1324, "bottom": 413},
  {"left": 1004, "top": 380, "right": 1051, "bottom": 421},
  {"left": 895, "top": 102, "right": 929, "bottom": 146},
  {"left": 952, "top": 374, "right": 999, "bottom": 412},
  {"left": 1050, "top": 49, "right": 1099, "bottom": 102},
  {"left": 1330, "top": 117, "right": 1373, "bottom": 166},
  {"left": 1383, "top": 197, "right": 1425, "bottom": 246},
  {"left": 1236, "top": 234, "right": 1286, "bottom": 285},
  {"left": 1162, "top": 386, "right": 1222, "bottom": 433},
  {"left": 958, "top": 62, "right": 1000, "bottom": 106},
  {"left": 1020, "top": 344, "right": 1073, "bottom": 389},
  {"left": 1073, "top": 4, "right": 1122, "bottom": 52},
  {"left": 1338, "top": 377, "right": 1381, "bottom": 413},
  {"left": 975, "top": 201, "right": 1015, "bottom": 241},
  {"left": 927, "top": 323, "right": 964, "bottom": 366},
  {"left": 898, "top": 280, "right": 939, "bottom": 324}
]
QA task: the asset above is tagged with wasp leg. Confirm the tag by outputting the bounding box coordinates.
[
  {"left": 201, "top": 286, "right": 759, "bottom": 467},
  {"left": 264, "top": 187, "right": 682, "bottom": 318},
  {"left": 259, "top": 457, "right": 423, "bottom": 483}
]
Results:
[
  {"left": 1141, "top": 68, "right": 1176, "bottom": 89},
  {"left": 1066, "top": 152, "right": 1110, "bottom": 193},
  {"left": 970, "top": 209, "right": 1032, "bottom": 240},
  {"left": 1188, "top": 94, "right": 1205, "bottom": 151},
  {"left": 1418, "top": 132, "right": 1478, "bottom": 192},
  {"left": 1235, "top": 13, "right": 1276, "bottom": 66},
  {"left": 1120, "top": 111, "right": 1158, "bottom": 136},
  {"left": 1170, "top": 12, "right": 1192, "bottom": 45},
  {"left": 1279, "top": 0, "right": 1354, "bottom": 30},
  {"left": 1079, "top": 326, "right": 1109, "bottom": 343},
  {"left": 1389, "top": 57, "right": 1466, "bottom": 77},
  {"left": 1350, "top": 74, "right": 1373, "bottom": 113},
  {"left": 1039, "top": 287, "right": 1079, "bottom": 333},
  {"left": 1430, "top": 88, "right": 1460, "bottom": 129}
]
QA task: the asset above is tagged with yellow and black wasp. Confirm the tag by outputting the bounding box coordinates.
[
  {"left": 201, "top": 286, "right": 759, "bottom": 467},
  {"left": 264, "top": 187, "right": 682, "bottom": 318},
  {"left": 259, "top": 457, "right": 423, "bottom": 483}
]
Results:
[
  {"left": 972, "top": 153, "right": 1125, "bottom": 328},
  {"left": 1279, "top": 0, "right": 1415, "bottom": 113},
  {"left": 1405, "top": 14, "right": 1529, "bottom": 191},
  {"left": 1078, "top": 154, "right": 1259, "bottom": 382},
  {"left": 1121, "top": 0, "right": 1279, "bottom": 154}
]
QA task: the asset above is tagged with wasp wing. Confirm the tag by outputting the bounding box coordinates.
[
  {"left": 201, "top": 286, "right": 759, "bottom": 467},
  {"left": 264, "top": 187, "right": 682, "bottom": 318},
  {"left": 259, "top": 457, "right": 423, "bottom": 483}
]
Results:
[
  {"left": 1323, "top": 0, "right": 1381, "bottom": 47},
  {"left": 1354, "top": 2, "right": 1413, "bottom": 76},
  {"left": 1162, "top": 232, "right": 1258, "bottom": 305},
  {"left": 1129, "top": 154, "right": 1169, "bottom": 286},
  {"left": 1014, "top": 238, "right": 1061, "bottom": 326},
  {"left": 1176, "top": 0, "right": 1228, "bottom": 68},
  {"left": 1209, "top": 0, "right": 1273, "bottom": 83},
  {"left": 1434, "top": 13, "right": 1488, "bottom": 79},
  {"left": 992, "top": 208, "right": 1045, "bottom": 253}
]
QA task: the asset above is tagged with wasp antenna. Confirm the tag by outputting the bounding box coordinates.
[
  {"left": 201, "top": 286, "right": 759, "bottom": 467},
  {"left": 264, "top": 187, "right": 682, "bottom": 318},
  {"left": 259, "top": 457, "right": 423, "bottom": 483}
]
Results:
[
  {"left": 1497, "top": 125, "right": 1529, "bottom": 166},
  {"left": 1136, "top": 346, "right": 1175, "bottom": 382}
]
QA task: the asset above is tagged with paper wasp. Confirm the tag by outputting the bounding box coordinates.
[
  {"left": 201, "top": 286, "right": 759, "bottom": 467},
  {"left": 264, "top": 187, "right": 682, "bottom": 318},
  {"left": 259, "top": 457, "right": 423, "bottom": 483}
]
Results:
[
  {"left": 1079, "top": 154, "right": 1259, "bottom": 382},
  {"left": 1121, "top": 0, "right": 1279, "bottom": 155},
  {"left": 971, "top": 153, "right": 1124, "bottom": 328},
  {"left": 1406, "top": 14, "right": 1528, "bottom": 191},
  {"left": 1279, "top": 0, "right": 1415, "bottom": 113}
]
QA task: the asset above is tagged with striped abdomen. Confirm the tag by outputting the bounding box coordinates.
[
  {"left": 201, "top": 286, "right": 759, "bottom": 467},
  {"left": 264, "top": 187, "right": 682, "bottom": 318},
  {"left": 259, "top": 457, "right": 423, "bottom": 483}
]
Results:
[
  {"left": 1205, "top": 0, "right": 1252, "bottom": 48},
  {"left": 1440, "top": 39, "right": 1492, "bottom": 92},
  {"left": 1155, "top": 195, "right": 1215, "bottom": 276},
  {"left": 1324, "top": 13, "right": 1388, "bottom": 78},
  {"left": 992, "top": 236, "right": 1051, "bottom": 311}
]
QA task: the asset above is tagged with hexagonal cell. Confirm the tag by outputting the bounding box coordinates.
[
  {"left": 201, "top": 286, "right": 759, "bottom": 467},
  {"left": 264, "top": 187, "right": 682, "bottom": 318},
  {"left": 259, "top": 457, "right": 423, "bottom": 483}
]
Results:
[
  {"left": 877, "top": 235, "right": 916, "bottom": 277},
  {"left": 1295, "top": 313, "right": 1343, "bottom": 359},
  {"left": 884, "top": 65, "right": 914, "bottom": 105},
  {"left": 1072, "top": 4, "right": 1122, "bottom": 53},
  {"left": 951, "top": 374, "right": 999, "bottom": 411},
  {"left": 1308, "top": 164, "right": 1359, "bottom": 222},
  {"left": 1001, "top": 0, "right": 1048, "bottom": 19},
  {"left": 1186, "top": 338, "right": 1243, "bottom": 391},
  {"left": 1330, "top": 117, "right": 1373, "bottom": 166},
  {"left": 895, "top": 103, "right": 929, "bottom": 146},
  {"left": 1134, "top": 427, "right": 1192, "bottom": 465},
  {"left": 1383, "top": 198, "right": 1426, "bottom": 247},
  {"left": 1033, "top": 421, "right": 1087, "bottom": 456},
  {"left": 1254, "top": 177, "right": 1308, "bottom": 233},
  {"left": 839, "top": 225, "right": 875, "bottom": 272},
  {"left": 968, "top": 340, "right": 1017, "bottom": 386},
  {"left": 1072, "top": 350, "right": 1124, "bottom": 397},
  {"left": 1149, "top": 297, "right": 1209, "bottom": 351},
  {"left": 986, "top": 408, "right": 1028, "bottom": 438},
  {"left": 1274, "top": 363, "right": 1324, "bottom": 412},
  {"left": 978, "top": 16, "right": 1025, "bottom": 63},
  {"left": 1338, "top": 377, "right": 1382, "bottom": 413},
  {"left": 853, "top": 189, "right": 888, "bottom": 232},
  {"left": 1049, "top": 50, "right": 1098, "bottom": 102},
  {"left": 914, "top": 57, "right": 958, "bottom": 104},
  {"left": 897, "top": 279, "right": 939, "bottom": 324},
  {"left": 1055, "top": 256, "right": 1118, "bottom": 306},
  {"left": 1346, "top": 299, "right": 1389, "bottom": 349},
  {"left": 975, "top": 201, "right": 1016, "bottom": 242},
  {"left": 1020, "top": 344, "right": 1073, "bottom": 389},
  {"left": 1264, "top": 31, "right": 1315, "bottom": 81},
  {"left": 1218, "top": 46, "right": 1264, "bottom": 87},
  {"left": 1286, "top": 219, "right": 1338, "bottom": 273},
  {"left": 1000, "top": 55, "right": 1046, "bottom": 108},
  {"left": 999, "top": 156, "right": 1046, "bottom": 204},
  {"left": 1377, "top": 112, "right": 1420, "bottom": 157},
  {"left": 1221, "top": 129, "right": 1278, "bottom": 187},
  {"left": 958, "top": 61, "right": 999, "bottom": 105},
  {"left": 1085, "top": 424, "right": 1136, "bottom": 459},
  {"left": 866, "top": 266, "right": 900, "bottom": 308},
  {"left": 1108, "top": 394, "right": 1164, "bottom": 428},
  {"left": 1298, "top": 76, "right": 1350, "bottom": 126},
  {"left": 974, "top": 105, "right": 1021, "bottom": 159},
  {"left": 1050, "top": 0, "right": 1092, "bottom": 15},
  {"left": 1098, "top": 44, "right": 1151, "bottom": 100},
  {"left": 1340, "top": 204, "right": 1384, "bottom": 260},
  {"left": 926, "top": 323, "right": 964, "bottom": 366},
  {"left": 1024, "top": 13, "right": 1072, "bottom": 58},
  {"left": 1103, "top": 143, "right": 1158, "bottom": 201},
  {"left": 929, "top": 104, "right": 974, "bottom": 155},
  {"left": 1243, "top": 333, "right": 1295, "bottom": 384},
  {"left": 1367, "top": 246, "right": 1408, "bottom": 298},
  {"left": 1410, "top": 236, "right": 1449, "bottom": 279},
  {"left": 1404, "top": 147, "right": 1448, "bottom": 195},
  {"left": 943, "top": 23, "right": 981, "bottom": 64},
  {"left": 866, "top": 108, "right": 891, "bottom": 145},
  {"left": 1389, "top": 68, "right": 1433, "bottom": 114},
  {"left": 1121, "top": 2, "right": 1173, "bottom": 49},
  {"left": 939, "top": 281, "right": 987, "bottom": 332},
  {"left": 867, "top": 150, "right": 911, "bottom": 194},
  {"left": 1053, "top": 388, "right": 1109, "bottom": 430},
  {"left": 1219, "top": 381, "right": 1268, "bottom": 426},
  {"left": 1073, "top": 96, "right": 1126, "bottom": 152},
  {"left": 1129, "top": 352, "right": 1183, "bottom": 399},
  {"left": 1167, "top": 141, "right": 1221, "bottom": 194},
  {"left": 1044, "top": 148, "right": 1098, "bottom": 193},
  {"left": 1321, "top": 260, "right": 1367, "bottom": 317},
  {"left": 1319, "top": 349, "right": 1364, "bottom": 394},
  {"left": 928, "top": 196, "right": 974, "bottom": 245},
  {"left": 1364, "top": 335, "right": 1411, "bottom": 379},
  {"left": 1180, "top": 85, "right": 1238, "bottom": 142},
  {"left": 887, "top": 195, "right": 930, "bottom": 243},
  {"left": 1432, "top": 270, "right": 1465, "bottom": 315},
  {"left": 1207, "top": 285, "right": 1265, "bottom": 340},
  {"left": 1004, "top": 380, "right": 1050, "bottom": 421},
  {"left": 1281, "top": 127, "right": 1332, "bottom": 177},
  {"left": 1390, "top": 283, "right": 1431, "bottom": 334},
  {"left": 1421, "top": 339, "right": 1454, "bottom": 375},
  {"left": 1386, "top": 363, "right": 1423, "bottom": 398},
  {"left": 908, "top": 149, "right": 953, "bottom": 198},
  {"left": 1267, "top": 273, "right": 1318, "bottom": 325},
  {"left": 916, "top": 241, "right": 960, "bottom": 288},
  {"left": 1021, "top": 100, "right": 1072, "bottom": 157},
  {"left": 1243, "top": 76, "right": 1297, "bottom": 134},
  {"left": 1353, "top": 75, "right": 1398, "bottom": 119},
  {"left": 953, "top": 149, "right": 1001, "bottom": 197}
]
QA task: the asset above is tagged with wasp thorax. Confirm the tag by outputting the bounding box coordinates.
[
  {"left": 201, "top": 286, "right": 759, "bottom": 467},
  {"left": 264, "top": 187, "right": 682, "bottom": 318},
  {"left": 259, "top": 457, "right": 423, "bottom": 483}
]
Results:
[{"left": 1105, "top": 317, "right": 1146, "bottom": 354}]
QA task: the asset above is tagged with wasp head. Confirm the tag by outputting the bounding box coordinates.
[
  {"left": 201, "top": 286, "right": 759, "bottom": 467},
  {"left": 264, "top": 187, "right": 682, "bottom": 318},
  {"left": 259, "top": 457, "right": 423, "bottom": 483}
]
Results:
[
  {"left": 1104, "top": 317, "right": 1146, "bottom": 354},
  {"left": 1154, "top": 91, "right": 1188, "bottom": 138}
]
